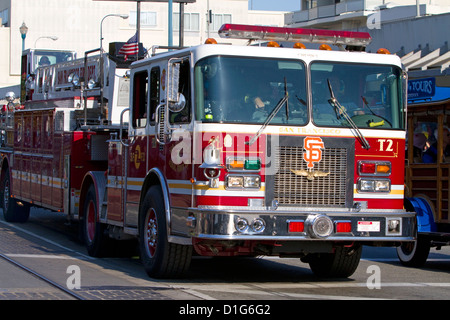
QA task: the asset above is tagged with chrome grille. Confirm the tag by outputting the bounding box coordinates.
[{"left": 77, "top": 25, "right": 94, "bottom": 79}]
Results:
[{"left": 274, "top": 145, "right": 349, "bottom": 207}]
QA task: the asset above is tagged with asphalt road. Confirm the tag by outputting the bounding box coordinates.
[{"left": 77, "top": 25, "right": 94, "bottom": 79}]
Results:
[{"left": 0, "top": 208, "right": 449, "bottom": 303}]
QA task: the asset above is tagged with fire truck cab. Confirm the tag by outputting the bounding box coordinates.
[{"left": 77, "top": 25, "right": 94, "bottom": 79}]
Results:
[
  {"left": 2, "top": 24, "right": 416, "bottom": 279},
  {"left": 20, "top": 48, "right": 77, "bottom": 101},
  {"left": 79, "top": 24, "right": 415, "bottom": 278}
]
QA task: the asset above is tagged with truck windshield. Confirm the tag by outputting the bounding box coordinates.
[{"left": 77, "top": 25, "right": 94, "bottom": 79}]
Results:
[
  {"left": 311, "top": 62, "right": 405, "bottom": 130},
  {"left": 195, "top": 56, "right": 307, "bottom": 125},
  {"left": 33, "top": 50, "right": 75, "bottom": 69}
]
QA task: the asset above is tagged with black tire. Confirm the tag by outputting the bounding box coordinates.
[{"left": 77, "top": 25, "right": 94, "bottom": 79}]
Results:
[
  {"left": 139, "top": 186, "right": 192, "bottom": 278},
  {"left": 2, "top": 170, "right": 30, "bottom": 223},
  {"left": 82, "top": 184, "right": 109, "bottom": 257},
  {"left": 308, "top": 244, "right": 362, "bottom": 278},
  {"left": 396, "top": 236, "right": 430, "bottom": 267}
]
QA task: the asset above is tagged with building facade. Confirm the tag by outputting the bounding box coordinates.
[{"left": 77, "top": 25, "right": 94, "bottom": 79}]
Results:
[
  {"left": 0, "top": 0, "right": 286, "bottom": 99},
  {"left": 285, "top": 0, "right": 450, "bottom": 101},
  {"left": 286, "top": 0, "right": 450, "bottom": 31}
]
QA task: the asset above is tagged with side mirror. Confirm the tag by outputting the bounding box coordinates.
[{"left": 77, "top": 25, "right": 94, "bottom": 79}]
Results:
[
  {"left": 167, "top": 60, "right": 186, "bottom": 112},
  {"left": 171, "top": 93, "right": 186, "bottom": 112}
]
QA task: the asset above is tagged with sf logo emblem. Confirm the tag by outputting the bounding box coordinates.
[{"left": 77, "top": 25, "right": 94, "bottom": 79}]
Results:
[
  {"left": 132, "top": 145, "right": 145, "bottom": 169},
  {"left": 303, "top": 137, "right": 324, "bottom": 169}
]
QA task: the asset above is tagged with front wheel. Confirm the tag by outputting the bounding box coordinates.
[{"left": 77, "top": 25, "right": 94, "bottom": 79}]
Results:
[
  {"left": 139, "top": 186, "right": 192, "bottom": 278},
  {"left": 308, "top": 244, "right": 362, "bottom": 278},
  {"left": 397, "top": 236, "right": 430, "bottom": 267}
]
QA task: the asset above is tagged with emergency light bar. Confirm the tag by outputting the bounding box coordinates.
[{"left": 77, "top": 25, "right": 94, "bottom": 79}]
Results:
[{"left": 218, "top": 24, "right": 372, "bottom": 47}]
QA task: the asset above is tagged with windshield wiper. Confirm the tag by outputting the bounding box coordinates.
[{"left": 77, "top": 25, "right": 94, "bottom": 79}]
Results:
[
  {"left": 296, "top": 95, "right": 307, "bottom": 106},
  {"left": 361, "top": 96, "right": 392, "bottom": 127},
  {"left": 246, "top": 79, "right": 289, "bottom": 146},
  {"left": 327, "top": 79, "right": 371, "bottom": 150}
]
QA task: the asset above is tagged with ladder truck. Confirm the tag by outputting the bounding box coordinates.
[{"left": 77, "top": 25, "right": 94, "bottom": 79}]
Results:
[{"left": 1, "top": 24, "right": 416, "bottom": 279}]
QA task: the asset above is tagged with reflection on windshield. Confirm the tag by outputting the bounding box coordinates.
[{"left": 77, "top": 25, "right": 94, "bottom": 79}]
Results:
[
  {"left": 195, "top": 56, "right": 307, "bottom": 125},
  {"left": 311, "top": 62, "right": 404, "bottom": 130}
]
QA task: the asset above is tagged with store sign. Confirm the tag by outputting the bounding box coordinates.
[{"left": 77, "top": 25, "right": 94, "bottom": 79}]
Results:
[{"left": 408, "top": 77, "right": 435, "bottom": 100}]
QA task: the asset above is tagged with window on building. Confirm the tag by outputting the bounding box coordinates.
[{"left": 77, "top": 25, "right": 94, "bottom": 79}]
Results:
[
  {"left": 0, "top": 9, "right": 8, "bottom": 27},
  {"left": 307, "top": 0, "right": 318, "bottom": 9},
  {"left": 212, "top": 14, "right": 231, "bottom": 31},
  {"left": 129, "top": 11, "right": 157, "bottom": 28},
  {"left": 173, "top": 12, "right": 200, "bottom": 32}
]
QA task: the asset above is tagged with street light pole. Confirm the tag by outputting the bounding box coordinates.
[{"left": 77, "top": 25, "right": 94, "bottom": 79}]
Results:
[
  {"left": 99, "top": 13, "right": 129, "bottom": 124},
  {"left": 19, "top": 22, "right": 28, "bottom": 52},
  {"left": 100, "top": 13, "right": 129, "bottom": 54},
  {"left": 34, "top": 36, "right": 58, "bottom": 48}
]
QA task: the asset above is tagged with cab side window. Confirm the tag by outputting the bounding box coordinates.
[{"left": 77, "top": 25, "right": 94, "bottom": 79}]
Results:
[
  {"left": 132, "top": 70, "right": 148, "bottom": 128},
  {"left": 149, "top": 67, "right": 160, "bottom": 124},
  {"left": 170, "top": 59, "right": 191, "bottom": 124}
]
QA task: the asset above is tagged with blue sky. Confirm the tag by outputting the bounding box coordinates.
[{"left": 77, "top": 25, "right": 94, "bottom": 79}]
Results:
[{"left": 248, "top": 0, "right": 301, "bottom": 11}]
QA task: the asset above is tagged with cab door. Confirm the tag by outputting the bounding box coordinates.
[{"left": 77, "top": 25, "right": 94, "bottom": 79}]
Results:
[
  {"left": 124, "top": 67, "right": 150, "bottom": 228},
  {"left": 161, "top": 57, "right": 194, "bottom": 209}
]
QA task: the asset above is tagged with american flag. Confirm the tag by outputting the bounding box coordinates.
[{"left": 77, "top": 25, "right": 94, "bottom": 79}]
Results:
[{"left": 119, "top": 32, "right": 139, "bottom": 60}]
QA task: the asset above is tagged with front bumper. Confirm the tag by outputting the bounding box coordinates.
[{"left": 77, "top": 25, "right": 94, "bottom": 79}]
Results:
[{"left": 170, "top": 206, "right": 416, "bottom": 242}]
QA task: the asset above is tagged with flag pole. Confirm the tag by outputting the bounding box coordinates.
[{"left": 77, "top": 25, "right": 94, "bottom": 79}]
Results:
[
  {"left": 168, "top": 0, "right": 173, "bottom": 47},
  {"left": 136, "top": 1, "right": 141, "bottom": 60}
]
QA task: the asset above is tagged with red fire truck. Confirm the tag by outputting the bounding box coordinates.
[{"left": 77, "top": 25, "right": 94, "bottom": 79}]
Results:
[{"left": 1, "top": 24, "right": 415, "bottom": 279}]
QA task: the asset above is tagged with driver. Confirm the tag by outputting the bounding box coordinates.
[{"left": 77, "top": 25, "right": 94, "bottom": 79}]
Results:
[{"left": 39, "top": 56, "right": 51, "bottom": 66}]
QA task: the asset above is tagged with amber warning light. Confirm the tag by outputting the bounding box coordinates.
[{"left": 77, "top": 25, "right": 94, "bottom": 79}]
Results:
[{"left": 218, "top": 23, "right": 372, "bottom": 47}]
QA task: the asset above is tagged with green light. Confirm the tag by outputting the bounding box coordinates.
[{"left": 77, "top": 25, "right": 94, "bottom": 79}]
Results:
[{"left": 244, "top": 159, "right": 261, "bottom": 170}]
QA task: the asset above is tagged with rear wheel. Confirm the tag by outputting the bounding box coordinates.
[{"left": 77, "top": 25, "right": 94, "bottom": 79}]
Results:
[
  {"left": 139, "top": 186, "right": 192, "bottom": 278},
  {"left": 308, "top": 244, "right": 362, "bottom": 278},
  {"left": 82, "top": 185, "right": 109, "bottom": 257},
  {"left": 2, "top": 170, "right": 30, "bottom": 223}
]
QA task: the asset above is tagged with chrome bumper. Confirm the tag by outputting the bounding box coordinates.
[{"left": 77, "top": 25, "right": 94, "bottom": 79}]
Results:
[{"left": 170, "top": 207, "right": 416, "bottom": 242}]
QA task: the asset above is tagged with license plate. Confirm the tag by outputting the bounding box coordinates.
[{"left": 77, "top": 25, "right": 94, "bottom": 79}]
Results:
[{"left": 357, "top": 221, "right": 380, "bottom": 232}]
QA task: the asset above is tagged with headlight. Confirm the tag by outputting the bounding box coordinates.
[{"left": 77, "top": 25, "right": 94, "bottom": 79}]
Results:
[
  {"left": 68, "top": 73, "right": 80, "bottom": 87},
  {"left": 357, "top": 178, "right": 390, "bottom": 192},
  {"left": 227, "top": 176, "right": 243, "bottom": 188},
  {"left": 226, "top": 175, "right": 261, "bottom": 189},
  {"left": 72, "top": 74, "right": 80, "bottom": 86},
  {"left": 87, "top": 78, "right": 97, "bottom": 89},
  {"left": 244, "top": 176, "right": 260, "bottom": 188}
]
